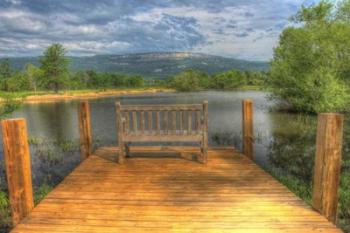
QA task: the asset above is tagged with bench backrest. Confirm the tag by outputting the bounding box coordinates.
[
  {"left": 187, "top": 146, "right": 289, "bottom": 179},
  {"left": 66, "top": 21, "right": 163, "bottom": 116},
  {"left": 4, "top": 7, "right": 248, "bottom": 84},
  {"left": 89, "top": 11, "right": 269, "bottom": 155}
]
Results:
[{"left": 115, "top": 101, "right": 208, "bottom": 136}]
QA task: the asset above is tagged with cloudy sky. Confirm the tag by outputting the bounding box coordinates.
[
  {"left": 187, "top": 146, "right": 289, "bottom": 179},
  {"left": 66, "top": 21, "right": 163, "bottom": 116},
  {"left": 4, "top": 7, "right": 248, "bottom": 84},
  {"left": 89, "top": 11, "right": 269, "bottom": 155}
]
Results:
[{"left": 0, "top": 0, "right": 319, "bottom": 60}]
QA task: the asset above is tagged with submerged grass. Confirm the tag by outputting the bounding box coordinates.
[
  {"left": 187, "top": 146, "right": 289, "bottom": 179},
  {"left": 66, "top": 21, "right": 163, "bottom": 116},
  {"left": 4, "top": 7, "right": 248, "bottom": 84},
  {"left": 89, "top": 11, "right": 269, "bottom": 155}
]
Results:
[
  {"left": 0, "top": 191, "right": 10, "bottom": 233},
  {"left": 0, "top": 137, "right": 81, "bottom": 232},
  {"left": 0, "top": 185, "right": 53, "bottom": 233}
]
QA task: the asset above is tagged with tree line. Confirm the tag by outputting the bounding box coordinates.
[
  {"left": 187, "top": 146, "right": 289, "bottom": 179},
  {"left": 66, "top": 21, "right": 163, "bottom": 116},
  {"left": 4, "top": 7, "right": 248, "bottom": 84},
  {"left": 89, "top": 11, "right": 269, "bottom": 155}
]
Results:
[
  {"left": 0, "top": 44, "right": 147, "bottom": 92},
  {"left": 169, "top": 69, "right": 267, "bottom": 92},
  {"left": 0, "top": 43, "right": 266, "bottom": 93}
]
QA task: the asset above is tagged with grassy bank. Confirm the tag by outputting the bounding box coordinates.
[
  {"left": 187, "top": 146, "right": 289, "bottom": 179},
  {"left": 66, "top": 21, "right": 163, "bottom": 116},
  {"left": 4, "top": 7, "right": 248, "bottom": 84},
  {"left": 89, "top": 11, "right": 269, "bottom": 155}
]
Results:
[
  {"left": 0, "top": 87, "right": 174, "bottom": 103},
  {"left": 0, "top": 186, "right": 52, "bottom": 233},
  {"left": 0, "top": 86, "right": 270, "bottom": 104}
]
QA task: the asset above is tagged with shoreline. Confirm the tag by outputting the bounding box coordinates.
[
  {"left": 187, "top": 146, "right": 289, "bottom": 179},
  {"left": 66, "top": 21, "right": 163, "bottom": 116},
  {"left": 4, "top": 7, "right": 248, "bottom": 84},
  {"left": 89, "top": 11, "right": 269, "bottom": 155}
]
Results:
[
  {"left": 0, "top": 86, "right": 267, "bottom": 104},
  {"left": 8, "top": 88, "right": 174, "bottom": 104}
]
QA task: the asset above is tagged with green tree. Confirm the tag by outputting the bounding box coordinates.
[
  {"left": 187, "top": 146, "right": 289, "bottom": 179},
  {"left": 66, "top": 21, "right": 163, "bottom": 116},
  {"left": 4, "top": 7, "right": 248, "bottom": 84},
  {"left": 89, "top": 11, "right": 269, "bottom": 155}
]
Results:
[
  {"left": 269, "top": 0, "right": 350, "bottom": 113},
  {"left": 0, "top": 59, "right": 12, "bottom": 80},
  {"left": 172, "top": 70, "right": 201, "bottom": 92},
  {"left": 210, "top": 70, "right": 246, "bottom": 90},
  {"left": 24, "top": 64, "right": 41, "bottom": 92},
  {"left": 337, "top": 0, "right": 350, "bottom": 23},
  {"left": 0, "top": 59, "right": 13, "bottom": 91},
  {"left": 245, "top": 71, "right": 267, "bottom": 85},
  {"left": 111, "top": 73, "right": 127, "bottom": 87},
  {"left": 70, "top": 71, "right": 89, "bottom": 89},
  {"left": 126, "top": 76, "right": 144, "bottom": 87},
  {"left": 40, "top": 43, "right": 69, "bottom": 93}
]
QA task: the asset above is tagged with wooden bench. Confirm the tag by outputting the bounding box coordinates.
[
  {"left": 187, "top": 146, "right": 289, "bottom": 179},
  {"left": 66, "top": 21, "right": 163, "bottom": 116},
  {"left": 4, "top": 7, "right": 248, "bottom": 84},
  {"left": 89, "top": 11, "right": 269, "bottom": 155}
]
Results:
[{"left": 115, "top": 101, "right": 208, "bottom": 164}]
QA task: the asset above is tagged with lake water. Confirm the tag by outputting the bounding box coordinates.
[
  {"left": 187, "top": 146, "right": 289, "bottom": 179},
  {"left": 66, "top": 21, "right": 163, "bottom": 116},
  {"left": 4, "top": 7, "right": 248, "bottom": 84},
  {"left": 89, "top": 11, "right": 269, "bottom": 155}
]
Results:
[{"left": 0, "top": 91, "right": 349, "bottom": 232}]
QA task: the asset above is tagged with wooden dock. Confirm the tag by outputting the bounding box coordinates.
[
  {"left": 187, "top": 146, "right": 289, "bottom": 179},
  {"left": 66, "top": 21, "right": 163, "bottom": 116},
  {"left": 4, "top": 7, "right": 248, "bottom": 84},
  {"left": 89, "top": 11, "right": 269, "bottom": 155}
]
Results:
[
  {"left": 3, "top": 101, "right": 344, "bottom": 232},
  {"left": 10, "top": 147, "right": 342, "bottom": 233}
]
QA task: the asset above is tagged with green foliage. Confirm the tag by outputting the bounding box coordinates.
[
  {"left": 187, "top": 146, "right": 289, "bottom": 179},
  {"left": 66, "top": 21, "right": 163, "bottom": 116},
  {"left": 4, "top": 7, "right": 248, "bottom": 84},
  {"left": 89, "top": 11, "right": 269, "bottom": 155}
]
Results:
[
  {"left": 40, "top": 43, "right": 70, "bottom": 93},
  {"left": 71, "top": 71, "right": 146, "bottom": 89},
  {"left": 0, "top": 59, "right": 14, "bottom": 92},
  {"left": 0, "top": 191, "right": 11, "bottom": 232},
  {"left": 210, "top": 69, "right": 246, "bottom": 89},
  {"left": 0, "top": 59, "right": 12, "bottom": 80},
  {"left": 126, "top": 76, "right": 144, "bottom": 87},
  {"left": 269, "top": 0, "right": 350, "bottom": 113},
  {"left": 337, "top": 0, "right": 350, "bottom": 23},
  {"left": 0, "top": 94, "right": 20, "bottom": 117},
  {"left": 34, "top": 184, "right": 53, "bottom": 205},
  {"left": 172, "top": 70, "right": 202, "bottom": 91},
  {"left": 170, "top": 69, "right": 267, "bottom": 92},
  {"left": 24, "top": 64, "right": 41, "bottom": 92},
  {"left": 245, "top": 71, "right": 267, "bottom": 85}
]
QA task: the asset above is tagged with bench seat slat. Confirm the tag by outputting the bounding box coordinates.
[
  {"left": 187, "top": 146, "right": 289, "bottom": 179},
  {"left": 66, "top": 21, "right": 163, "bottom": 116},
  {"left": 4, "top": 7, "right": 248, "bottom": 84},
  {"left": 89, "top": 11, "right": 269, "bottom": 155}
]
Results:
[{"left": 124, "top": 134, "right": 202, "bottom": 142}]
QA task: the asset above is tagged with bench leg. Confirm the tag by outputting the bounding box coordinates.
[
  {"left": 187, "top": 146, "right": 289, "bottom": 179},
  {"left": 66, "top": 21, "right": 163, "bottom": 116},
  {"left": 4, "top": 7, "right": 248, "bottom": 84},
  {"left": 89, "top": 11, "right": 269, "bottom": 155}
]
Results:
[
  {"left": 125, "top": 142, "right": 131, "bottom": 158},
  {"left": 200, "top": 141, "right": 208, "bottom": 164},
  {"left": 118, "top": 141, "right": 125, "bottom": 164}
]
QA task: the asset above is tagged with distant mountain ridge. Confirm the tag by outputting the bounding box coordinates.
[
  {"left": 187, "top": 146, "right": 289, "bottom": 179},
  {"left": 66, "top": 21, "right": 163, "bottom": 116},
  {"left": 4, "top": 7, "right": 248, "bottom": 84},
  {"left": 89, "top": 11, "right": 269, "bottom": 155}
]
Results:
[{"left": 8, "top": 52, "right": 269, "bottom": 79}]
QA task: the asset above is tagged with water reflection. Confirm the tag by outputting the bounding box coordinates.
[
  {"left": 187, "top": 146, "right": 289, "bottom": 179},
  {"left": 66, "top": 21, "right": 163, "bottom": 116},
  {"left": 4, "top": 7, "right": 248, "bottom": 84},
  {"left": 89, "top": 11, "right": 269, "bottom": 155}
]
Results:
[{"left": 267, "top": 114, "right": 317, "bottom": 182}]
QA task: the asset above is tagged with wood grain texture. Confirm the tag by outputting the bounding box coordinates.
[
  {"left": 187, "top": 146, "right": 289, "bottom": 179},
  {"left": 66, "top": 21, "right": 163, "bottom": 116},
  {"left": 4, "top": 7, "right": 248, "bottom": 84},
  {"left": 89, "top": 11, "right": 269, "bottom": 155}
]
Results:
[
  {"left": 156, "top": 111, "right": 160, "bottom": 133},
  {"left": 132, "top": 111, "right": 137, "bottom": 132},
  {"left": 115, "top": 102, "right": 125, "bottom": 164},
  {"left": 242, "top": 99, "right": 253, "bottom": 160},
  {"left": 188, "top": 110, "right": 192, "bottom": 134},
  {"left": 202, "top": 101, "right": 209, "bottom": 163},
  {"left": 78, "top": 101, "right": 92, "bottom": 161},
  {"left": 10, "top": 147, "right": 342, "bottom": 233},
  {"left": 312, "top": 113, "right": 343, "bottom": 224},
  {"left": 121, "top": 104, "right": 203, "bottom": 111},
  {"left": 2, "top": 118, "right": 34, "bottom": 226},
  {"left": 148, "top": 111, "right": 153, "bottom": 132}
]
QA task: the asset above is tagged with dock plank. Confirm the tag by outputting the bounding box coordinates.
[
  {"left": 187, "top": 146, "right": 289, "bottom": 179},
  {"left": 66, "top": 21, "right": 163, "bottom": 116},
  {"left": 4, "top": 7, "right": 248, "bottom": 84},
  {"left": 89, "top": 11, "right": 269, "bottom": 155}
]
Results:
[{"left": 10, "top": 147, "right": 342, "bottom": 233}]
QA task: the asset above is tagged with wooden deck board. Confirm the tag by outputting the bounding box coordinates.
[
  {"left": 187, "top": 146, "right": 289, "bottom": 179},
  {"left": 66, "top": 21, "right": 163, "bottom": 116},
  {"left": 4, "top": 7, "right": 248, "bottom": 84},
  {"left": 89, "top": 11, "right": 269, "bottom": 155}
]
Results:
[{"left": 11, "top": 147, "right": 342, "bottom": 233}]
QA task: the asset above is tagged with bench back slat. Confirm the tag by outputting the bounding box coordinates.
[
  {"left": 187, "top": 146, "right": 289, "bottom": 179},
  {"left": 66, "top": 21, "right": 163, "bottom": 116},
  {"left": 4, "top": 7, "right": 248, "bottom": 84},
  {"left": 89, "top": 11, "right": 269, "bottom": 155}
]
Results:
[
  {"left": 156, "top": 111, "right": 160, "bottom": 133},
  {"left": 148, "top": 111, "right": 152, "bottom": 132},
  {"left": 131, "top": 111, "right": 136, "bottom": 132},
  {"left": 188, "top": 111, "right": 192, "bottom": 135}
]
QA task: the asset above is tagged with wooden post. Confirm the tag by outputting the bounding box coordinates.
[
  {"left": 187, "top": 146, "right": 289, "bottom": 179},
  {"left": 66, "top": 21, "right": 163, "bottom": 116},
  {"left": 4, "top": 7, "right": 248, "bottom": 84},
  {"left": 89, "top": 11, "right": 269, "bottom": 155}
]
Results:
[
  {"left": 242, "top": 99, "right": 253, "bottom": 160},
  {"left": 312, "top": 113, "right": 343, "bottom": 224},
  {"left": 202, "top": 101, "right": 208, "bottom": 164},
  {"left": 78, "top": 101, "right": 92, "bottom": 161},
  {"left": 2, "top": 118, "right": 34, "bottom": 226},
  {"left": 115, "top": 102, "right": 125, "bottom": 164}
]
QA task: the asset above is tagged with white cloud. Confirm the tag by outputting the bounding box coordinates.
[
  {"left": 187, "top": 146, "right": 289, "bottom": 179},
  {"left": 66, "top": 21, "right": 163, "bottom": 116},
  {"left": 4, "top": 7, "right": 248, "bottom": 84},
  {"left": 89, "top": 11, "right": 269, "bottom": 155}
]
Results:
[
  {"left": 130, "top": 2, "right": 294, "bottom": 60},
  {"left": 5, "top": 0, "right": 21, "bottom": 5},
  {"left": 0, "top": 0, "right": 321, "bottom": 59}
]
